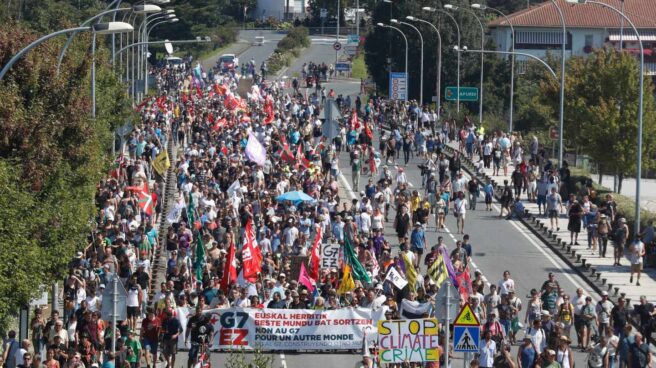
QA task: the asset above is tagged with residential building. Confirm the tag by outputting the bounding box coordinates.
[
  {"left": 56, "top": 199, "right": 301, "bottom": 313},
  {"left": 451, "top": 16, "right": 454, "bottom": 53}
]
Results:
[{"left": 488, "top": 0, "right": 656, "bottom": 75}]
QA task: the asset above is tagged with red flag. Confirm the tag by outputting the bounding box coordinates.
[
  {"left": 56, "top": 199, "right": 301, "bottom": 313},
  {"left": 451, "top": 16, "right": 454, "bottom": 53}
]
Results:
[
  {"left": 196, "top": 86, "right": 203, "bottom": 99},
  {"left": 156, "top": 96, "right": 166, "bottom": 111},
  {"left": 365, "top": 123, "right": 374, "bottom": 140},
  {"left": 296, "top": 144, "right": 310, "bottom": 169},
  {"left": 350, "top": 110, "right": 360, "bottom": 130},
  {"left": 280, "top": 143, "right": 295, "bottom": 164},
  {"left": 242, "top": 219, "right": 263, "bottom": 282},
  {"left": 455, "top": 269, "right": 473, "bottom": 300},
  {"left": 308, "top": 226, "right": 322, "bottom": 280},
  {"left": 181, "top": 91, "right": 188, "bottom": 104},
  {"left": 220, "top": 238, "right": 237, "bottom": 292},
  {"left": 127, "top": 183, "right": 153, "bottom": 216}
]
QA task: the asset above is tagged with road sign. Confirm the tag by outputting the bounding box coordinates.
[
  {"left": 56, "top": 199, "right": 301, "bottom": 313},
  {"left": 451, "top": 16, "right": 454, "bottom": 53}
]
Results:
[
  {"left": 454, "top": 303, "right": 480, "bottom": 326},
  {"left": 335, "top": 62, "right": 351, "bottom": 72},
  {"left": 100, "top": 276, "right": 128, "bottom": 322},
  {"left": 453, "top": 326, "right": 480, "bottom": 353},
  {"left": 347, "top": 34, "right": 359, "bottom": 44},
  {"left": 389, "top": 72, "right": 408, "bottom": 101},
  {"left": 444, "top": 86, "right": 479, "bottom": 102},
  {"left": 344, "top": 45, "right": 358, "bottom": 56},
  {"left": 333, "top": 42, "right": 342, "bottom": 51},
  {"left": 550, "top": 127, "right": 559, "bottom": 140},
  {"left": 435, "top": 282, "right": 460, "bottom": 323},
  {"left": 320, "top": 8, "right": 328, "bottom": 18}
]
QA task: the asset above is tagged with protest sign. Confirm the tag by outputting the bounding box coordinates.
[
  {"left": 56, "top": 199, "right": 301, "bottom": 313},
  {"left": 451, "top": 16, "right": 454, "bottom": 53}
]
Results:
[
  {"left": 378, "top": 318, "right": 440, "bottom": 363},
  {"left": 197, "top": 307, "right": 384, "bottom": 350},
  {"left": 321, "top": 243, "right": 340, "bottom": 269},
  {"left": 384, "top": 266, "right": 408, "bottom": 290}
]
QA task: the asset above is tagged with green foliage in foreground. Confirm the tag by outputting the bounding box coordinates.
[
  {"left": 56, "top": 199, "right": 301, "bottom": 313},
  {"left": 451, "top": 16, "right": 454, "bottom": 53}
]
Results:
[{"left": 0, "top": 22, "right": 134, "bottom": 329}]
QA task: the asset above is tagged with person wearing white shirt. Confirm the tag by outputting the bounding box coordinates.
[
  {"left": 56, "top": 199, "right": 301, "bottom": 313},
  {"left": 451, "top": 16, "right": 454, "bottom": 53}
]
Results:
[
  {"left": 571, "top": 288, "right": 587, "bottom": 347},
  {"left": 497, "top": 270, "right": 515, "bottom": 296},
  {"left": 478, "top": 332, "right": 497, "bottom": 368},
  {"left": 358, "top": 209, "right": 371, "bottom": 235},
  {"left": 527, "top": 319, "right": 547, "bottom": 354}
]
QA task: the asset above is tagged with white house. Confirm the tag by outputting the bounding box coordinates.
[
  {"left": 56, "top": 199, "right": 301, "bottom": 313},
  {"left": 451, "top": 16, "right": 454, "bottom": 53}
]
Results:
[
  {"left": 256, "top": 0, "right": 306, "bottom": 20},
  {"left": 488, "top": 0, "right": 656, "bottom": 75}
]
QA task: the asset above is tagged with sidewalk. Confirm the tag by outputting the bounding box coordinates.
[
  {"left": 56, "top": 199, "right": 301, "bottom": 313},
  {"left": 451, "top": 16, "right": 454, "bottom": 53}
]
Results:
[{"left": 445, "top": 142, "right": 656, "bottom": 305}]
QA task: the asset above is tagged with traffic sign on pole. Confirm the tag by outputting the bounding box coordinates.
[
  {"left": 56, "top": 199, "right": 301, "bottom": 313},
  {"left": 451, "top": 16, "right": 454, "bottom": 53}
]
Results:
[
  {"left": 453, "top": 326, "right": 480, "bottom": 353},
  {"left": 333, "top": 42, "right": 342, "bottom": 51},
  {"left": 435, "top": 282, "right": 459, "bottom": 323},
  {"left": 444, "top": 86, "right": 479, "bottom": 102},
  {"left": 453, "top": 303, "right": 480, "bottom": 326}
]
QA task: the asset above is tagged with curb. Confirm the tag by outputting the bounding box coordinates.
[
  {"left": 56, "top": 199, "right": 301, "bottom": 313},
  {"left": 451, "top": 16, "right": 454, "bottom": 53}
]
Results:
[{"left": 441, "top": 145, "right": 615, "bottom": 301}]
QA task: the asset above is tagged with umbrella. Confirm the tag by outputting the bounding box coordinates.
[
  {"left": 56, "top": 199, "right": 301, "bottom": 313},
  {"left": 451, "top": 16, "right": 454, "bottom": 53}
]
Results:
[{"left": 275, "top": 190, "right": 315, "bottom": 204}]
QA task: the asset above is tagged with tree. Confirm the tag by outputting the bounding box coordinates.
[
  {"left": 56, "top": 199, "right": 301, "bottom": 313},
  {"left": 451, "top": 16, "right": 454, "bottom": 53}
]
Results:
[
  {"left": 0, "top": 22, "right": 134, "bottom": 329},
  {"left": 538, "top": 48, "right": 656, "bottom": 191}
]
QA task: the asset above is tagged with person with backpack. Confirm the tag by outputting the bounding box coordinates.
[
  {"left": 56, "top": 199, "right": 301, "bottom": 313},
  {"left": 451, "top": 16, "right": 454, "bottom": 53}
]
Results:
[
  {"left": 518, "top": 335, "right": 539, "bottom": 368},
  {"left": 587, "top": 336, "right": 609, "bottom": 368}
]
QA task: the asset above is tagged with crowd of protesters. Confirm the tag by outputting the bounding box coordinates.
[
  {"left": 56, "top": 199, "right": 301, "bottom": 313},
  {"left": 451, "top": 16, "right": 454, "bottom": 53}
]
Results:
[{"left": 3, "top": 44, "right": 656, "bottom": 368}]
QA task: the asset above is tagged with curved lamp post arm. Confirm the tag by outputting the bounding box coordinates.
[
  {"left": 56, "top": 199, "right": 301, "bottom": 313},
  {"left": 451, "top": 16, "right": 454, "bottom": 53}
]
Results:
[
  {"left": 56, "top": 7, "right": 132, "bottom": 73},
  {"left": 1, "top": 26, "right": 91, "bottom": 81},
  {"left": 147, "top": 20, "right": 173, "bottom": 38},
  {"left": 398, "top": 20, "right": 424, "bottom": 105},
  {"left": 573, "top": 0, "right": 644, "bottom": 239},
  {"left": 113, "top": 38, "right": 212, "bottom": 61},
  {"left": 457, "top": 48, "right": 557, "bottom": 79}
]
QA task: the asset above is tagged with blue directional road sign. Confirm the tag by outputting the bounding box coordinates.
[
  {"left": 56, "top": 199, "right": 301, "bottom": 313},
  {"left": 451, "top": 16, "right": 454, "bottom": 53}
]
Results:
[{"left": 453, "top": 326, "right": 480, "bottom": 353}]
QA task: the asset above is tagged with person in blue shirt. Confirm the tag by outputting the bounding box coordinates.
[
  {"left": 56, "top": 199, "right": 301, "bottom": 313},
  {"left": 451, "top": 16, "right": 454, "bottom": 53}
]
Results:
[
  {"left": 484, "top": 180, "right": 495, "bottom": 212},
  {"left": 507, "top": 198, "right": 526, "bottom": 220},
  {"left": 410, "top": 223, "right": 426, "bottom": 267}
]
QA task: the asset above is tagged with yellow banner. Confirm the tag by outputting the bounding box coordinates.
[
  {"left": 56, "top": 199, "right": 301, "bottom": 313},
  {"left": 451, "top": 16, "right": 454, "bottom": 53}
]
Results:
[{"left": 152, "top": 150, "right": 170, "bottom": 175}]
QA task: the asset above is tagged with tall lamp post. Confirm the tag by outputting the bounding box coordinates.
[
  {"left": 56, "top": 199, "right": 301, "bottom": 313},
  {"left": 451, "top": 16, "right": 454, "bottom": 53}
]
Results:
[
  {"left": 550, "top": 0, "right": 567, "bottom": 168},
  {"left": 445, "top": 4, "right": 485, "bottom": 125},
  {"left": 383, "top": 0, "right": 393, "bottom": 69},
  {"left": 472, "top": 3, "right": 515, "bottom": 133},
  {"left": 407, "top": 15, "right": 442, "bottom": 118},
  {"left": 376, "top": 23, "right": 408, "bottom": 101},
  {"left": 566, "top": 0, "right": 645, "bottom": 237},
  {"left": 0, "top": 22, "right": 134, "bottom": 118},
  {"left": 392, "top": 18, "right": 424, "bottom": 106},
  {"left": 423, "top": 6, "right": 460, "bottom": 113}
]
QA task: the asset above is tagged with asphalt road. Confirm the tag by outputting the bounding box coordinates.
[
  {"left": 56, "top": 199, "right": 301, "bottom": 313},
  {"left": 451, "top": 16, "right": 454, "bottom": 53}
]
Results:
[
  {"left": 337, "top": 130, "right": 602, "bottom": 368},
  {"left": 187, "top": 35, "right": 601, "bottom": 368}
]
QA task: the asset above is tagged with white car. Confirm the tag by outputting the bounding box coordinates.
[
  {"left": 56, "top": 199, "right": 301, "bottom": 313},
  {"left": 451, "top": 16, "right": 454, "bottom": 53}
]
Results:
[{"left": 217, "top": 54, "right": 239, "bottom": 72}]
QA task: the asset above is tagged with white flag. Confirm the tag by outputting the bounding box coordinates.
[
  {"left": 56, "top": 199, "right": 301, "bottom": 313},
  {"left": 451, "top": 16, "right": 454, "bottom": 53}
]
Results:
[
  {"left": 245, "top": 133, "right": 266, "bottom": 166},
  {"left": 385, "top": 266, "right": 408, "bottom": 290},
  {"left": 227, "top": 180, "right": 241, "bottom": 198}
]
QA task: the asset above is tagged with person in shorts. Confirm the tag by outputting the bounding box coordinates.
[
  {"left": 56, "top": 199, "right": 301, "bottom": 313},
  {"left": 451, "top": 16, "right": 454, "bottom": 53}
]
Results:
[
  {"left": 161, "top": 309, "right": 182, "bottom": 368},
  {"left": 140, "top": 309, "right": 161, "bottom": 368},
  {"left": 546, "top": 187, "right": 563, "bottom": 232}
]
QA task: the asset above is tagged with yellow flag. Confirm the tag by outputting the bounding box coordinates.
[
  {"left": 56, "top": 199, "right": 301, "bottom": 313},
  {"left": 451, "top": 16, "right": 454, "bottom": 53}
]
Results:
[
  {"left": 401, "top": 252, "right": 417, "bottom": 291},
  {"left": 337, "top": 264, "right": 355, "bottom": 295},
  {"left": 152, "top": 150, "right": 171, "bottom": 176},
  {"left": 428, "top": 252, "right": 449, "bottom": 288}
]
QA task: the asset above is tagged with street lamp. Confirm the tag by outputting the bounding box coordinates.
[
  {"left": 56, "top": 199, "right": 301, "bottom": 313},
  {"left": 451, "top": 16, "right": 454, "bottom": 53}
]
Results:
[
  {"left": 547, "top": 0, "right": 567, "bottom": 168},
  {"left": 392, "top": 18, "right": 424, "bottom": 106},
  {"left": 407, "top": 15, "right": 442, "bottom": 118},
  {"left": 377, "top": 23, "right": 408, "bottom": 101},
  {"left": 455, "top": 46, "right": 557, "bottom": 79},
  {"left": 472, "top": 3, "right": 516, "bottom": 133},
  {"left": 445, "top": 4, "right": 485, "bottom": 126},
  {"left": 423, "top": 6, "right": 461, "bottom": 113},
  {"left": 383, "top": 0, "right": 393, "bottom": 64},
  {"left": 565, "top": 0, "right": 645, "bottom": 238}
]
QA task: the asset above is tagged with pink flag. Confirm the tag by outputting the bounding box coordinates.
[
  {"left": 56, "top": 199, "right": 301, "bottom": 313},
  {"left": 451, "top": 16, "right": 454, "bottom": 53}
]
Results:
[
  {"left": 245, "top": 133, "right": 266, "bottom": 166},
  {"left": 298, "top": 263, "right": 316, "bottom": 292}
]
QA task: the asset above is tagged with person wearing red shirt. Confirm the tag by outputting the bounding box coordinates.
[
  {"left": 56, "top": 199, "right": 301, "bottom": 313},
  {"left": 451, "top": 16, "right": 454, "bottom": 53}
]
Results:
[{"left": 141, "top": 309, "right": 161, "bottom": 368}]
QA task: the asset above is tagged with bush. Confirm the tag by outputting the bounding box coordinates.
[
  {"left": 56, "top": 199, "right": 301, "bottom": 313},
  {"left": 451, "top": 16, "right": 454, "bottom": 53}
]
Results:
[{"left": 267, "top": 26, "right": 309, "bottom": 75}]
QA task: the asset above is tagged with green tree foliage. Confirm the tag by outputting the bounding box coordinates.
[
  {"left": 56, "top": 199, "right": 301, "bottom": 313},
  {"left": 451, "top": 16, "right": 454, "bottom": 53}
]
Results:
[
  {"left": 485, "top": 0, "right": 529, "bottom": 16},
  {"left": 538, "top": 48, "right": 656, "bottom": 188},
  {"left": 0, "top": 22, "right": 133, "bottom": 328}
]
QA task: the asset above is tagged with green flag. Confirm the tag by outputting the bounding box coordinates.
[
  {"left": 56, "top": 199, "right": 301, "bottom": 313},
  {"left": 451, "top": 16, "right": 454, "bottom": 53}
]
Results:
[
  {"left": 187, "top": 191, "right": 195, "bottom": 224},
  {"left": 344, "top": 236, "right": 371, "bottom": 283},
  {"left": 194, "top": 232, "right": 205, "bottom": 280}
]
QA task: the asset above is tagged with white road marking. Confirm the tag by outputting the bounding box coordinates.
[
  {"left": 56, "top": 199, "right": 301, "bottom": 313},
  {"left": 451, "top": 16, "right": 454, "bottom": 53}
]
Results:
[{"left": 280, "top": 352, "right": 287, "bottom": 368}]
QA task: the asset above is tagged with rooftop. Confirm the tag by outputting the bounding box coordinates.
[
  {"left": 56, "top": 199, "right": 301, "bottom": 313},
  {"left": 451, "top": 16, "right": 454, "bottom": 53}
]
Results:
[{"left": 488, "top": 0, "right": 656, "bottom": 29}]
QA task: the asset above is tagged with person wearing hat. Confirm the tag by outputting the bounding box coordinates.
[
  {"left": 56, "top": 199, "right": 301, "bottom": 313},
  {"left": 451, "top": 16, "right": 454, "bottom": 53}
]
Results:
[
  {"left": 597, "top": 213, "right": 611, "bottom": 258},
  {"left": 124, "top": 329, "right": 141, "bottom": 368},
  {"left": 518, "top": 334, "right": 538, "bottom": 368},
  {"left": 614, "top": 217, "right": 629, "bottom": 266},
  {"left": 541, "top": 349, "right": 561, "bottom": 368},
  {"left": 555, "top": 336, "right": 573, "bottom": 368}
]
